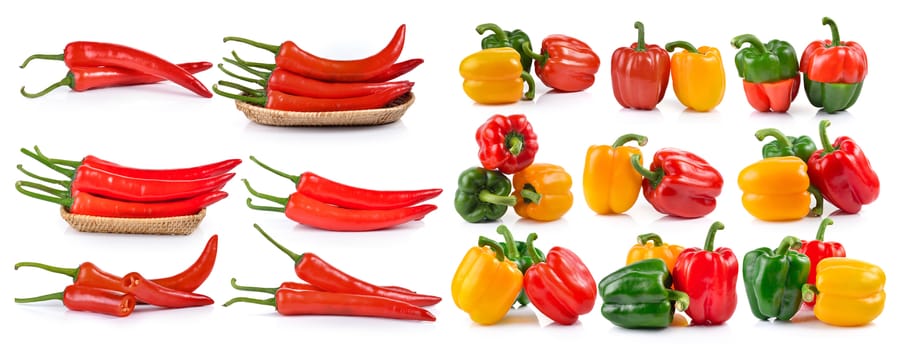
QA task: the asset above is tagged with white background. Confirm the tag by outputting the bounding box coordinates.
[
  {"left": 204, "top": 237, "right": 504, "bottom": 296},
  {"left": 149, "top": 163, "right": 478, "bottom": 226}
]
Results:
[{"left": 1, "top": 0, "right": 910, "bottom": 348}]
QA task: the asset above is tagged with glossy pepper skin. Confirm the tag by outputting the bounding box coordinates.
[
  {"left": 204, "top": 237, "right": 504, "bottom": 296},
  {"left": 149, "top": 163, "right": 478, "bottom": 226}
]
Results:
[
  {"left": 731, "top": 34, "right": 800, "bottom": 113},
  {"left": 496, "top": 225, "right": 544, "bottom": 307},
  {"left": 611, "top": 21, "right": 670, "bottom": 110},
  {"left": 796, "top": 218, "right": 846, "bottom": 306},
  {"left": 452, "top": 236, "right": 524, "bottom": 325},
  {"left": 511, "top": 163, "right": 573, "bottom": 222},
  {"left": 523, "top": 233, "right": 597, "bottom": 325},
  {"left": 743, "top": 236, "right": 810, "bottom": 321},
  {"left": 522, "top": 35, "right": 601, "bottom": 92},
  {"left": 598, "top": 258, "right": 690, "bottom": 329},
  {"left": 672, "top": 222, "right": 738, "bottom": 325},
  {"left": 738, "top": 156, "right": 814, "bottom": 221},
  {"left": 800, "top": 17, "right": 868, "bottom": 113},
  {"left": 802, "top": 257, "right": 885, "bottom": 327},
  {"left": 665, "top": 41, "right": 725, "bottom": 112},
  {"left": 807, "top": 120, "right": 880, "bottom": 214},
  {"left": 476, "top": 114, "right": 539, "bottom": 174},
  {"left": 583, "top": 134, "right": 647, "bottom": 215},
  {"left": 626, "top": 233, "right": 684, "bottom": 274},
  {"left": 631, "top": 148, "right": 723, "bottom": 218},
  {"left": 756, "top": 128, "right": 817, "bottom": 163},
  {"left": 477, "top": 23, "right": 533, "bottom": 73},
  {"left": 459, "top": 47, "right": 535, "bottom": 104},
  {"left": 454, "top": 167, "right": 517, "bottom": 223}
]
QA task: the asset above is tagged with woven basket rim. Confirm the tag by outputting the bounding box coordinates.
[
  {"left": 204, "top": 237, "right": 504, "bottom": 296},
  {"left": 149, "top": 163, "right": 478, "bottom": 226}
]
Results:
[
  {"left": 59, "top": 207, "right": 206, "bottom": 235},
  {"left": 235, "top": 92, "right": 415, "bottom": 127}
]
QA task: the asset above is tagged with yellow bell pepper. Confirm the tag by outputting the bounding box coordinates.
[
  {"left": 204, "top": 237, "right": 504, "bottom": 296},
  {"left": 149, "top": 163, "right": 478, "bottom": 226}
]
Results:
[
  {"left": 511, "top": 163, "right": 573, "bottom": 222},
  {"left": 738, "top": 156, "right": 813, "bottom": 221},
  {"left": 665, "top": 41, "right": 725, "bottom": 112},
  {"left": 626, "top": 233, "right": 684, "bottom": 273},
  {"left": 803, "top": 257, "right": 886, "bottom": 327},
  {"left": 459, "top": 47, "right": 535, "bottom": 104},
  {"left": 582, "top": 134, "right": 647, "bottom": 215},
  {"left": 451, "top": 236, "right": 523, "bottom": 325}
]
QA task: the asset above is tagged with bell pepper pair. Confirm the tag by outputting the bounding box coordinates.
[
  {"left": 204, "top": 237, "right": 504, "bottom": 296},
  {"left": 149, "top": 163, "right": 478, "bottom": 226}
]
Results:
[
  {"left": 800, "top": 17, "right": 868, "bottom": 114},
  {"left": 731, "top": 34, "right": 801, "bottom": 113},
  {"left": 631, "top": 148, "right": 723, "bottom": 218}
]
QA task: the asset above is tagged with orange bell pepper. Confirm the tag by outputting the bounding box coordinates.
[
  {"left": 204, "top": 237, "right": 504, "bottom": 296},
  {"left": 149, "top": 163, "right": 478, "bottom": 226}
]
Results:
[
  {"left": 511, "top": 163, "right": 573, "bottom": 222},
  {"left": 459, "top": 47, "right": 535, "bottom": 105},
  {"left": 737, "top": 156, "right": 815, "bottom": 221},
  {"left": 452, "top": 236, "right": 524, "bottom": 325},
  {"left": 582, "top": 134, "right": 647, "bottom": 215},
  {"left": 626, "top": 233, "right": 684, "bottom": 273},
  {"left": 802, "top": 257, "right": 885, "bottom": 327},
  {"left": 665, "top": 41, "right": 726, "bottom": 112}
]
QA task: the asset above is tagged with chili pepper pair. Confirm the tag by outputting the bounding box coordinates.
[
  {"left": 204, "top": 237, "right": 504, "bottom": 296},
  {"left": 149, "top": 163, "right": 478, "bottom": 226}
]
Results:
[
  {"left": 15, "top": 146, "right": 236, "bottom": 218},
  {"left": 21, "top": 41, "right": 212, "bottom": 98},
  {"left": 244, "top": 156, "right": 440, "bottom": 232},
  {"left": 223, "top": 225, "right": 438, "bottom": 321},
  {"left": 15, "top": 235, "right": 219, "bottom": 317}
]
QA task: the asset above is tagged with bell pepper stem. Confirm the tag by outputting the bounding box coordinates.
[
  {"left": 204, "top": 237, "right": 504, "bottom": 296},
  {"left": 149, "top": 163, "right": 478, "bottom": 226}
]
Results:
[
  {"left": 21, "top": 73, "right": 73, "bottom": 98},
  {"left": 249, "top": 156, "right": 301, "bottom": 184},
  {"left": 14, "top": 291, "right": 63, "bottom": 304},
  {"left": 818, "top": 120, "right": 835, "bottom": 153},
  {"left": 15, "top": 180, "right": 72, "bottom": 207},
  {"left": 703, "top": 222, "right": 725, "bottom": 251},
  {"left": 475, "top": 23, "right": 509, "bottom": 42},
  {"left": 525, "top": 233, "right": 543, "bottom": 264},
  {"left": 241, "top": 179, "right": 288, "bottom": 207},
  {"left": 496, "top": 225, "right": 521, "bottom": 260},
  {"left": 634, "top": 21, "right": 646, "bottom": 51},
  {"left": 774, "top": 236, "right": 803, "bottom": 255},
  {"left": 637, "top": 233, "right": 664, "bottom": 246},
  {"left": 223, "top": 296, "right": 276, "bottom": 307},
  {"left": 17, "top": 164, "right": 70, "bottom": 188},
  {"left": 520, "top": 185, "right": 541, "bottom": 204},
  {"left": 612, "top": 134, "right": 648, "bottom": 148},
  {"left": 730, "top": 34, "right": 768, "bottom": 53},
  {"left": 478, "top": 236, "right": 506, "bottom": 261},
  {"left": 20, "top": 53, "right": 64, "bottom": 69},
  {"left": 212, "top": 84, "right": 265, "bottom": 105},
  {"left": 20, "top": 147, "right": 74, "bottom": 178},
  {"left": 521, "top": 71, "right": 536, "bottom": 100},
  {"left": 808, "top": 186, "right": 824, "bottom": 217},
  {"left": 815, "top": 218, "right": 835, "bottom": 241},
  {"left": 252, "top": 223, "right": 302, "bottom": 263},
  {"left": 755, "top": 128, "right": 793, "bottom": 148},
  {"left": 217, "top": 80, "right": 263, "bottom": 97},
  {"left": 478, "top": 189, "right": 518, "bottom": 207},
  {"left": 667, "top": 290, "right": 690, "bottom": 311},
  {"left": 223, "top": 36, "right": 281, "bottom": 54},
  {"left": 664, "top": 40, "right": 698, "bottom": 53},
  {"left": 14, "top": 261, "right": 78, "bottom": 278},
  {"left": 218, "top": 64, "right": 267, "bottom": 87},
  {"left": 521, "top": 41, "right": 547, "bottom": 63},
  {"left": 801, "top": 283, "right": 819, "bottom": 303},
  {"left": 630, "top": 154, "right": 663, "bottom": 189},
  {"left": 229, "top": 277, "right": 279, "bottom": 295},
  {"left": 822, "top": 17, "right": 842, "bottom": 47}
]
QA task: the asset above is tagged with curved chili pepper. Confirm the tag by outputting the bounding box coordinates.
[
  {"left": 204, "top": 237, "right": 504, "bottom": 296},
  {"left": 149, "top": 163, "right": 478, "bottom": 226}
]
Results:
[
  {"left": 21, "top": 41, "right": 212, "bottom": 98},
  {"left": 268, "top": 68, "right": 414, "bottom": 99},
  {"left": 33, "top": 146, "right": 241, "bottom": 181},
  {"left": 21, "top": 62, "right": 212, "bottom": 98},
  {"left": 122, "top": 272, "right": 213, "bottom": 308},
  {"left": 243, "top": 179, "right": 435, "bottom": 232},
  {"left": 223, "top": 288, "right": 435, "bottom": 321},
  {"left": 229, "top": 278, "right": 415, "bottom": 295},
  {"left": 15, "top": 285, "right": 136, "bottom": 317},
  {"left": 223, "top": 24, "right": 406, "bottom": 82},
  {"left": 252, "top": 224, "right": 442, "bottom": 307},
  {"left": 363, "top": 58, "right": 424, "bottom": 83},
  {"left": 214, "top": 83, "right": 411, "bottom": 112},
  {"left": 249, "top": 156, "right": 442, "bottom": 210}
]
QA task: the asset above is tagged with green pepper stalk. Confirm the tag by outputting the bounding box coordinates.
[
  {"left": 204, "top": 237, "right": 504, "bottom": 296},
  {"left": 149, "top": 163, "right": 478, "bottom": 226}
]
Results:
[
  {"left": 496, "top": 225, "right": 543, "bottom": 307},
  {"left": 742, "top": 236, "right": 810, "bottom": 321},
  {"left": 477, "top": 23, "right": 533, "bottom": 73},
  {"left": 454, "top": 167, "right": 517, "bottom": 223},
  {"left": 598, "top": 258, "right": 689, "bottom": 329},
  {"left": 634, "top": 21, "right": 647, "bottom": 52}
]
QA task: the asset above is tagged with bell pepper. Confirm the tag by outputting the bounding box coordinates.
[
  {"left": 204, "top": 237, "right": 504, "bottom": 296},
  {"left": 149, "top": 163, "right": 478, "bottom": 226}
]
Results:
[
  {"left": 807, "top": 120, "right": 880, "bottom": 214},
  {"left": 796, "top": 218, "right": 846, "bottom": 307},
  {"left": 459, "top": 47, "right": 535, "bottom": 104},
  {"left": 802, "top": 257, "right": 885, "bottom": 327},
  {"left": 454, "top": 167, "right": 517, "bottom": 223},
  {"left": 756, "top": 127, "right": 817, "bottom": 162},
  {"left": 743, "top": 236, "right": 810, "bottom": 321},
  {"left": 582, "top": 134, "right": 648, "bottom": 215},
  {"left": 800, "top": 17, "right": 868, "bottom": 114},
  {"left": 630, "top": 148, "right": 723, "bottom": 219},
  {"left": 737, "top": 156, "right": 818, "bottom": 221},
  {"left": 477, "top": 23, "right": 533, "bottom": 73},
  {"left": 598, "top": 258, "right": 690, "bottom": 329},
  {"left": 611, "top": 21, "right": 671, "bottom": 110},
  {"left": 664, "top": 40, "right": 725, "bottom": 112},
  {"left": 476, "top": 114, "right": 539, "bottom": 175},
  {"left": 522, "top": 232, "right": 597, "bottom": 325},
  {"left": 671, "top": 222, "right": 738, "bottom": 325},
  {"left": 511, "top": 163, "right": 573, "bottom": 222},
  {"left": 522, "top": 35, "right": 601, "bottom": 92},
  {"left": 626, "top": 233, "right": 684, "bottom": 274},
  {"left": 451, "top": 235, "right": 524, "bottom": 325},
  {"left": 496, "top": 225, "right": 544, "bottom": 308},
  {"left": 731, "top": 34, "right": 800, "bottom": 113}
]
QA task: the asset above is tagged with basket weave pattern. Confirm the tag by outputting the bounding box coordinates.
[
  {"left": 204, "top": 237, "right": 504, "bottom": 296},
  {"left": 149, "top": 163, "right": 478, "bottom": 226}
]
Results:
[
  {"left": 59, "top": 207, "right": 206, "bottom": 235},
  {"left": 235, "top": 93, "right": 415, "bottom": 126}
]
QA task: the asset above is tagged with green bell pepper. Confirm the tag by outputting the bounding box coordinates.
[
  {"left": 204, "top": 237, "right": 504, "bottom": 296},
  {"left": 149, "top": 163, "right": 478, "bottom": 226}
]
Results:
[
  {"left": 755, "top": 128, "right": 817, "bottom": 162},
  {"left": 476, "top": 23, "right": 533, "bottom": 73},
  {"left": 598, "top": 258, "right": 690, "bottom": 329},
  {"left": 731, "top": 34, "right": 798, "bottom": 83},
  {"left": 743, "top": 236, "right": 811, "bottom": 321},
  {"left": 803, "top": 77, "right": 863, "bottom": 114},
  {"left": 496, "top": 224, "right": 544, "bottom": 307},
  {"left": 454, "top": 167, "right": 517, "bottom": 223}
]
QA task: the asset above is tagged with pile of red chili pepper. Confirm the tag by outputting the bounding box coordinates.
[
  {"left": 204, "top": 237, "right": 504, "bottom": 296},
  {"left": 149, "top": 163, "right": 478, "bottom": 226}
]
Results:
[
  {"left": 243, "top": 156, "right": 440, "bottom": 232},
  {"left": 20, "top": 41, "right": 212, "bottom": 98},
  {"left": 14, "top": 235, "right": 219, "bottom": 317},
  {"left": 223, "top": 224, "right": 438, "bottom": 321},
  {"left": 14, "top": 146, "right": 237, "bottom": 219},
  {"left": 212, "top": 24, "right": 421, "bottom": 112}
]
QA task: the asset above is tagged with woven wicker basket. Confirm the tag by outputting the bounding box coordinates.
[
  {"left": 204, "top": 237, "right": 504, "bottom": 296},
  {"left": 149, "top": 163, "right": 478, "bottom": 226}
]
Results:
[
  {"left": 59, "top": 207, "right": 206, "bottom": 235},
  {"left": 235, "top": 93, "right": 415, "bottom": 127}
]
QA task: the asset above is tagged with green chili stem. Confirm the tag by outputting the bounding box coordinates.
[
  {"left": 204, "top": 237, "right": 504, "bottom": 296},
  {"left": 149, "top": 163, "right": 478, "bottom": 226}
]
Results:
[
  {"left": 15, "top": 291, "right": 63, "bottom": 304},
  {"left": 223, "top": 296, "right": 276, "bottom": 308},
  {"left": 248, "top": 156, "right": 301, "bottom": 184},
  {"left": 217, "top": 80, "right": 263, "bottom": 97},
  {"left": 774, "top": 236, "right": 802, "bottom": 255},
  {"left": 246, "top": 198, "right": 284, "bottom": 212},
  {"left": 14, "top": 261, "right": 78, "bottom": 279},
  {"left": 801, "top": 284, "right": 819, "bottom": 303},
  {"left": 730, "top": 34, "right": 768, "bottom": 53},
  {"left": 815, "top": 218, "right": 835, "bottom": 241},
  {"left": 229, "top": 277, "right": 279, "bottom": 295},
  {"left": 20, "top": 147, "right": 74, "bottom": 178},
  {"left": 20, "top": 53, "right": 64, "bottom": 68},
  {"left": 665, "top": 40, "right": 698, "bottom": 53},
  {"left": 521, "top": 41, "right": 547, "bottom": 63},
  {"left": 637, "top": 233, "right": 664, "bottom": 246},
  {"left": 212, "top": 84, "right": 266, "bottom": 105},
  {"left": 521, "top": 71, "right": 536, "bottom": 100},
  {"left": 703, "top": 222, "right": 725, "bottom": 251},
  {"left": 21, "top": 74, "right": 73, "bottom": 98},
  {"left": 634, "top": 22, "right": 646, "bottom": 51},
  {"left": 476, "top": 23, "right": 509, "bottom": 41},
  {"left": 496, "top": 225, "right": 521, "bottom": 261},
  {"left": 808, "top": 186, "right": 824, "bottom": 217},
  {"left": 478, "top": 236, "right": 506, "bottom": 261},
  {"left": 241, "top": 179, "right": 288, "bottom": 207},
  {"left": 477, "top": 189, "right": 518, "bottom": 207},
  {"left": 223, "top": 36, "right": 280, "bottom": 54},
  {"left": 33, "top": 146, "right": 81, "bottom": 168},
  {"left": 668, "top": 290, "right": 690, "bottom": 311},
  {"left": 525, "top": 233, "right": 543, "bottom": 264},
  {"left": 520, "top": 188, "right": 541, "bottom": 204},
  {"left": 822, "top": 17, "right": 842, "bottom": 47},
  {"left": 818, "top": 120, "right": 835, "bottom": 153},
  {"left": 223, "top": 57, "right": 271, "bottom": 80},
  {"left": 17, "top": 164, "right": 70, "bottom": 188},
  {"left": 630, "top": 154, "right": 662, "bottom": 188},
  {"left": 612, "top": 134, "right": 648, "bottom": 148},
  {"left": 231, "top": 51, "right": 277, "bottom": 70},
  {"left": 218, "top": 63, "right": 267, "bottom": 87},
  {"left": 15, "top": 181, "right": 71, "bottom": 207},
  {"left": 252, "top": 223, "right": 302, "bottom": 263}
]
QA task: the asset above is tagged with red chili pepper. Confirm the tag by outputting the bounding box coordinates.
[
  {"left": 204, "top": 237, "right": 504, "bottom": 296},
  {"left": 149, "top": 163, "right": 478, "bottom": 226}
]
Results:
[
  {"left": 223, "top": 24, "right": 406, "bottom": 82},
  {"left": 21, "top": 41, "right": 213, "bottom": 98},
  {"left": 611, "top": 21, "right": 671, "bottom": 110},
  {"left": 671, "top": 222, "right": 738, "bottom": 325},
  {"left": 476, "top": 114, "right": 539, "bottom": 175},
  {"left": 521, "top": 233, "right": 597, "bottom": 325},
  {"left": 21, "top": 62, "right": 212, "bottom": 98},
  {"left": 15, "top": 235, "right": 218, "bottom": 293},
  {"left": 32, "top": 146, "right": 241, "bottom": 181},
  {"left": 223, "top": 288, "right": 435, "bottom": 321},
  {"left": 228, "top": 278, "right": 418, "bottom": 298},
  {"left": 806, "top": 120, "right": 879, "bottom": 214},
  {"left": 267, "top": 68, "right": 415, "bottom": 99},
  {"left": 15, "top": 285, "right": 136, "bottom": 317},
  {"left": 252, "top": 224, "right": 442, "bottom": 307},
  {"left": 363, "top": 58, "right": 424, "bottom": 83},
  {"left": 248, "top": 156, "right": 442, "bottom": 210},
  {"left": 214, "top": 84, "right": 411, "bottom": 112},
  {"left": 242, "top": 179, "right": 435, "bottom": 232},
  {"left": 630, "top": 148, "right": 723, "bottom": 218},
  {"left": 122, "top": 272, "right": 213, "bottom": 308},
  {"left": 796, "top": 218, "right": 846, "bottom": 306},
  {"left": 521, "top": 35, "right": 601, "bottom": 92}
]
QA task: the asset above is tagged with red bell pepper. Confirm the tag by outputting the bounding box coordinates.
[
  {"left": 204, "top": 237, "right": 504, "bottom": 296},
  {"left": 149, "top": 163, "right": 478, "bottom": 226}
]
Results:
[
  {"left": 799, "top": 17, "right": 868, "bottom": 113},
  {"left": 521, "top": 233, "right": 597, "bottom": 325},
  {"left": 796, "top": 218, "right": 846, "bottom": 306},
  {"left": 611, "top": 21, "right": 670, "bottom": 110},
  {"left": 672, "top": 222, "right": 738, "bottom": 325},
  {"left": 807, "top": 120, "right": 879, "bottom": 214},
  {"left": 630, "top": 148, "right": 723, "bottom": 218},
  {"left": 476, "top": 114, "right": 539, "bottom": 175},
  {"left": 521, "top": 35, "right": 600, "bottom": 92}
]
